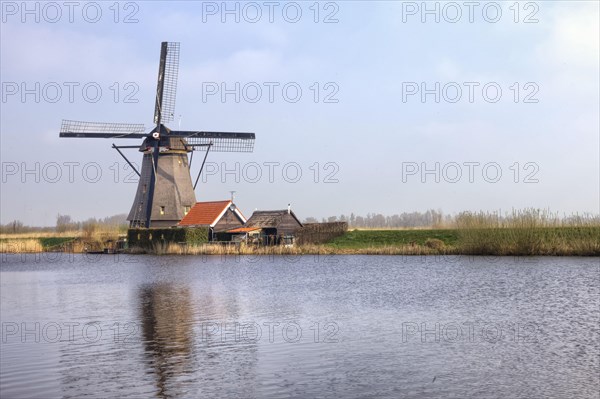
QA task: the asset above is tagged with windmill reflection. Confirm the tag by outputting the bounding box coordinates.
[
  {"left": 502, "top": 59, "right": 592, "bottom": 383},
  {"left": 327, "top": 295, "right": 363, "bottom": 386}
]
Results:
[
  {"left": 138, "top": 281, "right": 260, "bottom": 398},
  {"left": 139, "top": 283, "right": 194, "bottom": 398}
]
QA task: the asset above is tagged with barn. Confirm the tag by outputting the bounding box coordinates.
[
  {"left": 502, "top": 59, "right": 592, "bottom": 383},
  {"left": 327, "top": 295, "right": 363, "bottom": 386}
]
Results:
[
  {"left": 178, "top": 200, "right": 246, "bottom": 241},
  {"left": 235, "top": 207, "right": 303, "bottom": 245}
]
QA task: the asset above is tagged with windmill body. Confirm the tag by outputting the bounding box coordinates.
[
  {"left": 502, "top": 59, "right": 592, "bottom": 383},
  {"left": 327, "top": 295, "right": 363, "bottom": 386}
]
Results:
[
  {"left": 60, "top": 42, "right": 255, "bottom": 228},
  {"left": 127, "top": 135, "right": 196, "bottom": 228}
]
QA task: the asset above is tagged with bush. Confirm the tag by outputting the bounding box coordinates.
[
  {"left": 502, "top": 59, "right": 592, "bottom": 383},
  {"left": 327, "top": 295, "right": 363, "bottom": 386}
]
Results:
[
  {"left": 127, "top": 227, "right": 209, "bottom": 249},
  {"left": 424, "top": 238, "right": 445, "bottom": 250}
]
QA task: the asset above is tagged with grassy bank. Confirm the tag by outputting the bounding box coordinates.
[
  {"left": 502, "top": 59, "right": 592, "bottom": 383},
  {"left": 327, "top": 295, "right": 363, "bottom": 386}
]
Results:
[
  {"left": 0, "top": 236, "right": 78, "bottom": 253},
  {"left": 1, "top": 210, "right": 598, "bottom": 256},
  {"left": 327, "top": 229, "right": 459, "bottom": 248},
  {"left": 0, "top": 229, "right": 120, "bottom": 253},
  {"left": 325, "top": 227, "right": 599, "bottom": 256},
  {"left": 100, "top": 225, "right": 600, "bottom": 256},
  {"left": 2, "top": 228, "right": 598, "bottom": 256}
]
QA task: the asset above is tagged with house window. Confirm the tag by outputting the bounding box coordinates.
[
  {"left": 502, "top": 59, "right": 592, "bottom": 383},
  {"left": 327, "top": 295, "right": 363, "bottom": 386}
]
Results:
[
  {"left": 184, "top": 206, "right": 191, "bottom": 215},
  {"left": 160, "top": 206, "right": 165, "bottom": 215}
]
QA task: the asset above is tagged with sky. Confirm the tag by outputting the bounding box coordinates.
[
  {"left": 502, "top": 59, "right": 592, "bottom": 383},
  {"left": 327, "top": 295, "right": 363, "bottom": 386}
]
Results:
[{"left": 1, "top": 1, "right": 599, "bottom": 226}]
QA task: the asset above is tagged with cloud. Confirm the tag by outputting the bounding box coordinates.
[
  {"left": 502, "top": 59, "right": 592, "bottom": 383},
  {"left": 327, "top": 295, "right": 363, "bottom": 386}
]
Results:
[{"left": 534, "top": 3, "right": 599, "bottom": 70}]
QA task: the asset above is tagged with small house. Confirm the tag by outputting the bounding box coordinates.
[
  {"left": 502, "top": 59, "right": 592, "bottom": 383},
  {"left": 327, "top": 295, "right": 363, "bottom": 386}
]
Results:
[
  {"left": 237, "top": 207, "right": 303, "bottom": 245},
  {"left": 178, "top": 200, "right": 246, "bottom": 241}
]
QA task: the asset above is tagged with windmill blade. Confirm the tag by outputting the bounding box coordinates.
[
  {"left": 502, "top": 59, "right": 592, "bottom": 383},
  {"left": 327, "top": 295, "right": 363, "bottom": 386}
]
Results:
[
  {"left": 169, "top": 130, "right": 255, "bottom": 152},
  {"left": 59, "top": 120, "right": 147, "bottom": 138},
  {"left": 153, "top": 42, "right": 180, "bottom": 125}
]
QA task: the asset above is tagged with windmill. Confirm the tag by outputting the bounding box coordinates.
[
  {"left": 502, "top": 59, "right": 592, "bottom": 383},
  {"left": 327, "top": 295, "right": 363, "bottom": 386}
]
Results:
[{"left": 59, "top": 42, "right": 255, "bottom": 228}]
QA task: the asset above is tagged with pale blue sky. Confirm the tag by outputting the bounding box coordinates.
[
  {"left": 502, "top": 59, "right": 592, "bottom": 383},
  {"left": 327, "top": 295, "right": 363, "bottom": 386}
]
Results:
[{"left": 1, "top": 1, "right": 598, "bottom": 225}]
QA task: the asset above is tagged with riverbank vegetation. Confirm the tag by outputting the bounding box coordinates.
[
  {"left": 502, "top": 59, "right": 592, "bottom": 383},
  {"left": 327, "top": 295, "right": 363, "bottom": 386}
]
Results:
[{"left": 1, "top": 209, "right": 598, "bottom": 256}]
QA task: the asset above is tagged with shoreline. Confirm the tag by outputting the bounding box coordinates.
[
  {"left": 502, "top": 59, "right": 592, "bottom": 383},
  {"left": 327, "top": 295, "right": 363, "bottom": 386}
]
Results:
[
  {"left": 0, "top": 244, "right": 600, "bottom": 261},
  {"left": 1, "top": 226, "right": 599, "bottom": 257},
  {"left": 2, "top": 250, "right": 598, "bottom": 257}
]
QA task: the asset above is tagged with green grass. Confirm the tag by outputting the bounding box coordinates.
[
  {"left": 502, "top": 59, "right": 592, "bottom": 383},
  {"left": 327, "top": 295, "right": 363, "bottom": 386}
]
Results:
[
  {"left": 38, "top": 237, "right": 77, "bottom": 249},
  {"left": 327, "top": 229, "right": 459, "bottom": 249},
  {"left": 326, "top": 226, "right": 599, "bottom": 256}
]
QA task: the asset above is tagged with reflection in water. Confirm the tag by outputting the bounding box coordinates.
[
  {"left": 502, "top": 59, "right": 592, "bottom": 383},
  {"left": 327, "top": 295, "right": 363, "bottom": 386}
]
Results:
[
  {"left": 138, "top": 282, "right": 260, "bottom": 398},
  {"left": 139, "top": 283, "right": 194, "bottom": 398}
]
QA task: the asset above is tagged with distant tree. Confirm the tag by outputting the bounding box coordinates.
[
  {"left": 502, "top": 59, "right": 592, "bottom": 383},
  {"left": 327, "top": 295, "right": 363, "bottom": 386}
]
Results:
[
  {"left": 328, "top": 209, "right": 449, "bottom": 228},
  {"left": 56, "top": 214, "right": 73, "bottom": 233},
  {"left": 355, "top": 216, "right": 365, "bottom": 227},
  {"left": 101, "top": 214, "right": 128, "bottom": 227},
  {"left": 81, "top": 220, "right": 98, "bottom": 240},
  {"left": 373, "top": 214, "right": 386, "bottom": 227},
  {"left": 11, "top": 220, "right": 24, "bottom": 233},
  {"left": 304, "top": 217, "right": 319, "bottom": 223},
  {"left": 327, "top": 216, "right": 338, "bottom": 223},
  {"left": 1, "top": 220, "right": 25, "bottom": 234}
]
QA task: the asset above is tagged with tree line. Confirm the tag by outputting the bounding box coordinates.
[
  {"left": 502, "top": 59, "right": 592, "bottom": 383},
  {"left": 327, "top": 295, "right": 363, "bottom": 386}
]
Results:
[
  {"left": 3, "top": 211, "right": 445, "bottom": 233},
  {"left": 0, "top": 214, "right": 128, "bottom": 234},
  {"left": 304, "top": 209, "right": 446, "bottom": 228},
  {"left": 3, "top": 208, "right": 597, "bottom": 234},
  {"left": 304, "top": 209, "right": 600, "bottom": 229}
]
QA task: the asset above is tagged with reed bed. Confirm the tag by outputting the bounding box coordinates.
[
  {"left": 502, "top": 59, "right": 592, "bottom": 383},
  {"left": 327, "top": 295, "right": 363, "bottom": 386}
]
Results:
[
  {"left": 0, "top": 228, "right": 121, "bottom": 254},
  {"left": 455, "top": 209, "right": 600, "bottom": 256},
  {"left": 0, "top": 238, "right": 92, "bottom": 254},
  {"left": 0, "top": 231, "right": 80, "bottom": 239},
  {"left": 0, "top": 239, "right": 46, "bottom": 253},
  {"left": 0, "top": 227, "right": 121, "bottom": 241},
  {"left": 142, "top": 242, "right": 456, "bottom": 256}
]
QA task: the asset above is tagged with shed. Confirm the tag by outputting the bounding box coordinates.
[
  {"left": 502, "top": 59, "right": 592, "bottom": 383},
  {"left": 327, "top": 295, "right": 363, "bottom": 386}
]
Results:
[{"left": 242, "top": 208, "right": 303, "bottom": 245}]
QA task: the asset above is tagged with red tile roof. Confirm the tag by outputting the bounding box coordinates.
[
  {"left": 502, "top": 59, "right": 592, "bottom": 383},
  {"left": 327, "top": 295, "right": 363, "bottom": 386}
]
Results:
[{"left": 178, "top": 200, "right": 232, "bottom": 226}]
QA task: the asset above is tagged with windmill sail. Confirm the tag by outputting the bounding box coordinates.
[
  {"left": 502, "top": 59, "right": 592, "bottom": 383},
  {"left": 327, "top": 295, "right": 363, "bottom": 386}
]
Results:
[
  {"left": 153, "top": 42, "right": 179, "bottom": 125},
  {"left": 59, "top": 120, "right": 146, "bottom": 138},
  {"left": 169, "top": 130, "right": 255, "bottom": 152}
]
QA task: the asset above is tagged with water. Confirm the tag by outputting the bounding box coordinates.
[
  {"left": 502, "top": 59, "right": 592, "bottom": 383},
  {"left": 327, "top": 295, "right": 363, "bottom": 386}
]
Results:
[{"left": 1, "top": 254, "right": 598, "bottom": 398}]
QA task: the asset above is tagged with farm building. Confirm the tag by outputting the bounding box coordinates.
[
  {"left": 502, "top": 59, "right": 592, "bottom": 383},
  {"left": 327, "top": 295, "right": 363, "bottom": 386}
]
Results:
[
  {"left": 230, "top": 207, "right": 303, "bottom": 245},
  {"left": 178, "top": 200, "right": 246, "bottom": 241}
]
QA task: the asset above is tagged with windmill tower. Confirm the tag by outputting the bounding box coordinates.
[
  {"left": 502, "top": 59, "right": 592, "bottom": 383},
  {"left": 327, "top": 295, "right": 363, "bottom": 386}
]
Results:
[{"left": 59, "top": 42, "right": 255, "bottom": 228}]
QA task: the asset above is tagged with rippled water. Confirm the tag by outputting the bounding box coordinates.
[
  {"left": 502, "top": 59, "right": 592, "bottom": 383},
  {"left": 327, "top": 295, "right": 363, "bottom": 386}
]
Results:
[{"left": 1, "top": 254, "right": 598, "bottom": 398}]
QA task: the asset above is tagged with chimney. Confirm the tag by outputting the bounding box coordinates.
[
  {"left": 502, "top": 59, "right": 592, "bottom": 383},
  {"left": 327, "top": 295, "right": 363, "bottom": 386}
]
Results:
[{"left": 288, "top": 203, "right": 291, "bottom": 214}]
